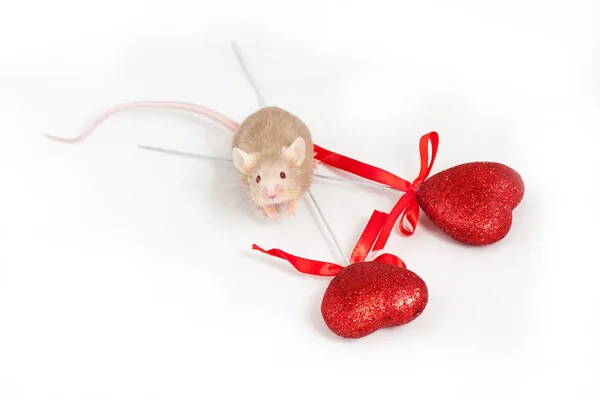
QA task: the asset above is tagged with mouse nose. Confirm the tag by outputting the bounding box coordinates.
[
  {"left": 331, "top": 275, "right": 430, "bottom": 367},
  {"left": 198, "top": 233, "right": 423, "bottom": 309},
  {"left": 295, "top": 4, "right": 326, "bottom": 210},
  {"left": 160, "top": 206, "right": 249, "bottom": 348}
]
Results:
[{"left": 267, "top": 186, "right": 279, "bottom": 199}]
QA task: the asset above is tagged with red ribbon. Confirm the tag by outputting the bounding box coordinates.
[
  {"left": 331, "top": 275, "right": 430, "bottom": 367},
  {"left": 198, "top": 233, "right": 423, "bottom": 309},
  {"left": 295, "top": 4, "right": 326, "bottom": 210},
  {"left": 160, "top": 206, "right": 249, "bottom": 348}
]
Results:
[
  {"left": 251, "top": 245, "right": 344, "bottom": 276},
  {"left": 313, "top": 131, "right": 439, "bottom": 253},
  {"left": 251, "top": 131, "right": 437, "bottom": 277},
  {"left": 252, "top": 208, "right": 406, "bottom": 277}
]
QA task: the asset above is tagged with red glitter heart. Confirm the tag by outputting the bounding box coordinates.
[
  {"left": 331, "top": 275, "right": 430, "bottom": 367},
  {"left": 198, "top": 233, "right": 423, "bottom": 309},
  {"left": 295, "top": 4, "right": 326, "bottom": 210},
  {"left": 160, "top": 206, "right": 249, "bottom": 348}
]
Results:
[
  {"left": 321, "top": 261, "right": 428, "bottom": 338},
  {"left": 415, "top": 161, "right": 524, "bottom": 245}
]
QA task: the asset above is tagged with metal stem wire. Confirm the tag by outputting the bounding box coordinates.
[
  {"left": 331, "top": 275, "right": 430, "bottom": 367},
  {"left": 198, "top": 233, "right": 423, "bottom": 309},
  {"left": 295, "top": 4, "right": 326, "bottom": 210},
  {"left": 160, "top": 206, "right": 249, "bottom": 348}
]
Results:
[
  {"left": 230, "top": 41, "right": 349, "bottom": 265},
  {"left": 137, "top": 144, "right": 396, "bottom": 192}
]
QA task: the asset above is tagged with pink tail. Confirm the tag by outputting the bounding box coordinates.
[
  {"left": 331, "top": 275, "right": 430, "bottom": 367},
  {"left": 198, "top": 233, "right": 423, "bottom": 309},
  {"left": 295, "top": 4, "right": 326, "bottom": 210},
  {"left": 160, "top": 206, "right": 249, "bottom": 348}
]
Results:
[{"left": 45, "top": 101, "right": 240, "bottom": 144}]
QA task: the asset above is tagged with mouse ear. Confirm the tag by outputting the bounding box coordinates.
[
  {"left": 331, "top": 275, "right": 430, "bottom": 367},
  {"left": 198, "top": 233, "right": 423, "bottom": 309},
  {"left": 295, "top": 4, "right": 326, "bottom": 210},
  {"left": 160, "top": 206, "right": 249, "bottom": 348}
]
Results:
[
  {"left": 232, "top": 147, "right": 255, "bottom": 173},
  {"left": 283, "top": 137, "right": 306, "bottom": 167}
]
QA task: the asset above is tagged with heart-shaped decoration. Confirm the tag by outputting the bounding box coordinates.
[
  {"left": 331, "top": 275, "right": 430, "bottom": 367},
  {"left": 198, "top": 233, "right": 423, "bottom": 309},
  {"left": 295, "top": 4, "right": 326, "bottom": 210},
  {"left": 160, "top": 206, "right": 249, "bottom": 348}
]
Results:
[
  {"left": 415, "top": 161, "right": 524, "bottom": 245},
  {"left": 321, "top": 261, "right": 428, "bottom": 338}
]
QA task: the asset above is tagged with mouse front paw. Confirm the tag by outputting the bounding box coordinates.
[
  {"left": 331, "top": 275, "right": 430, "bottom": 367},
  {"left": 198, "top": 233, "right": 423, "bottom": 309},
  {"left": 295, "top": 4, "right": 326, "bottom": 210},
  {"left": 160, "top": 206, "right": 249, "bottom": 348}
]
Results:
[
  {"left": 264, "top": 204, "right": 280, "bottom": 220},
  {"left": 284, "top": 200, "right": 299, "bottom": 218}
]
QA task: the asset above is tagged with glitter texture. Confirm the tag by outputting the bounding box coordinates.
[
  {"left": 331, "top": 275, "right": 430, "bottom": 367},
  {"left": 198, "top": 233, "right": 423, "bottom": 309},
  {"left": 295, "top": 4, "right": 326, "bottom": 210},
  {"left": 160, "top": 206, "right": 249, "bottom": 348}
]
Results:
[
  {"left": 321, "top": 262, "right": 428, "bottom": 339},
  {"left": 415, "top": 161, "right": 524, "bottom": 245}
]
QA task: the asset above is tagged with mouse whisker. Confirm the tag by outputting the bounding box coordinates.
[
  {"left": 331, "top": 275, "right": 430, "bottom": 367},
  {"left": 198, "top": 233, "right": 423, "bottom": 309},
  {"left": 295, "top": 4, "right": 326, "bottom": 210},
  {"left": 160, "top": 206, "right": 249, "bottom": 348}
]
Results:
[{"left": 239, "top": 196, "right": 262, "bottom": 210}]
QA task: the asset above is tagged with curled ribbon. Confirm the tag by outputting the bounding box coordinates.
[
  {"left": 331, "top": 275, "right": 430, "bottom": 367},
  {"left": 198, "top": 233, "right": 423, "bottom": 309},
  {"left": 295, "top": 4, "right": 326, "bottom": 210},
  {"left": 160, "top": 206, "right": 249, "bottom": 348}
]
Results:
[
  {"left": 313, "top": 131, "right": 439, "bottom": 254},
  {"left": 252, "top": 208, "right": 406, "bottom": 277}
]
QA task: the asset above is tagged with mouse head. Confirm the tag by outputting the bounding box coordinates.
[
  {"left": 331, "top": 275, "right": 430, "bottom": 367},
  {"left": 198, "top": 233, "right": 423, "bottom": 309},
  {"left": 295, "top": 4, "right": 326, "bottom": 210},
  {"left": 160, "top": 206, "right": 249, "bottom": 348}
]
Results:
[{"left": 232, "top": 137, "right": 307, "bottom": 206}]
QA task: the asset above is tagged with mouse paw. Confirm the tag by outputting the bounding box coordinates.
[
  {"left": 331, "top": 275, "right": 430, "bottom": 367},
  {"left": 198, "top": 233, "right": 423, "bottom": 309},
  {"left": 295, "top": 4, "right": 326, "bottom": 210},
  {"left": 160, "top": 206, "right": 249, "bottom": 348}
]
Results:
[
  {"left": 264, "top": 205, "right": 280, "bottom": 220},
  {"left": 284, "top": 200, "right": 299, "bottom": 218}
]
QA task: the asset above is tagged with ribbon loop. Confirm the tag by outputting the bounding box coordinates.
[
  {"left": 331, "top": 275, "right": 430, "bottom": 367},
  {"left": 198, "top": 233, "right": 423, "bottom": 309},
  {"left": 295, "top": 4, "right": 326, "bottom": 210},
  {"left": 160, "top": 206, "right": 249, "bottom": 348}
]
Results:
[
  {"left": 348, "top": 209, "right": 408, "bottom": 268},
  {"left": 372, "top": 191, "right": 416, "bottom": 251},
  {"left": 372, "top": 253, "right": 407, "bottom": 269},
  {"left": 349, "top": 210, "right": 389, "bottom": 264},
  {"left": 399, "top": 196, "right": 420, "bottom": 236},
  {"left": 413, "top": 132, "right": 439, "bottom": 188}
]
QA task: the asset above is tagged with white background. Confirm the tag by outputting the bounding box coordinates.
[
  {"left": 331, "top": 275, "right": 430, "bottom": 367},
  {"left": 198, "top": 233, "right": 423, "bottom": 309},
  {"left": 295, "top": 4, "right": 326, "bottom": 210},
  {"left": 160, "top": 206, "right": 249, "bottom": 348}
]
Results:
[{"left": 1, "top": 0, "right": 599, "bottom": 399}]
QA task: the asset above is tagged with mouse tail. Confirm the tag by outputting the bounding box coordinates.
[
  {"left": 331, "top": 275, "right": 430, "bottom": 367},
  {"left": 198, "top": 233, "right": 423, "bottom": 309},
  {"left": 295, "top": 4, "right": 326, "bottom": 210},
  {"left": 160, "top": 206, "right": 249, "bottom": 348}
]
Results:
[{"left": 45, "top": 101, "right": 240, "bottom": 144}]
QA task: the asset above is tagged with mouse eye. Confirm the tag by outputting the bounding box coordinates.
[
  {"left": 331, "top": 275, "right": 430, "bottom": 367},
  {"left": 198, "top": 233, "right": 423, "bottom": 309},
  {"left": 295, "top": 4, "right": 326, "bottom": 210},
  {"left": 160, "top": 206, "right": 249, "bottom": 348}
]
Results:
[
  {"left": 256, "top": 175, "right": 261, "bottom": 183},
  {"left": 280, "top": 172, "right": 286, "bottom": 179}
]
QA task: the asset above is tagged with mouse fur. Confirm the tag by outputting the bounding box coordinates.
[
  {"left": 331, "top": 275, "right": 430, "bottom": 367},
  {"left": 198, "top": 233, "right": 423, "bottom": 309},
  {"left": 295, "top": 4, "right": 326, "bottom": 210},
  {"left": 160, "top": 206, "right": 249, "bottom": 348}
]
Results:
[{"left": 232, "top": 106, "right": 315, "bottom": 219}]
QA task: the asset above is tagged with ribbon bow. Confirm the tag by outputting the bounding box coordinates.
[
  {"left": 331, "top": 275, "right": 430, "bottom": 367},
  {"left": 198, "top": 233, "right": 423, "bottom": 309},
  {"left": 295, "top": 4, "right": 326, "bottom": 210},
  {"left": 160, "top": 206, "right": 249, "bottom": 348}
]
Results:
[
  {"left": 312, "top": 131, "right": 439, "bottom": 255},
  {"left": 252, "top": 131, "right": 439, "bottom": 276}
]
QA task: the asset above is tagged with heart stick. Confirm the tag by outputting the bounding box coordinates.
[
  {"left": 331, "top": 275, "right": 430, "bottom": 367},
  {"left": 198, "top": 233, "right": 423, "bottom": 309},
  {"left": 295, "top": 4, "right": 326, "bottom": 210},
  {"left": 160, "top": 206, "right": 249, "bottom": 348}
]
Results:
[{"left": 231, "top": 42, "right": 429, "bottom": 338}]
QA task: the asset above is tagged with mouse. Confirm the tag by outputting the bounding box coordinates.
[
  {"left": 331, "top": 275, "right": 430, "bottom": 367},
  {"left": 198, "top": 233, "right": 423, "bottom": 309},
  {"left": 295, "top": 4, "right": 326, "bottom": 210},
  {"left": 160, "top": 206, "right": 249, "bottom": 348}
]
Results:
[
  {"left": 232, "top": 106, "right": 316, "bottom": 220},
  {"left": 45, "top": 101, "right": 316, "bottom": 220}
]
